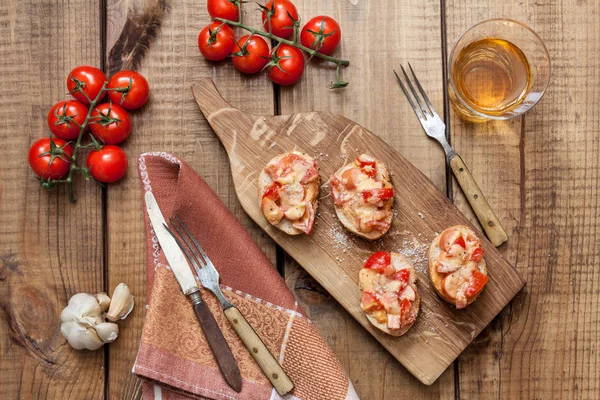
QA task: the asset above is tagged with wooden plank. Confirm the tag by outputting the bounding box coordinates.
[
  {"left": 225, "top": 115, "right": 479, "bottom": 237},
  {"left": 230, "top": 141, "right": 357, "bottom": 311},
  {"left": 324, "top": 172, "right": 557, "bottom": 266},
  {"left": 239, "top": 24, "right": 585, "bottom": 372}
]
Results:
[
  {"left": 445, "top": 2, "right": 600, "bottom": 399},
  {"left": 277, "top": 0, "right": 454, "bottom": 396},
  {"left": 0, "top": 0, "right": 104, "bottom": 399},
  {"left": 104, "top": 1, "right": 276, "bottom": 398}
]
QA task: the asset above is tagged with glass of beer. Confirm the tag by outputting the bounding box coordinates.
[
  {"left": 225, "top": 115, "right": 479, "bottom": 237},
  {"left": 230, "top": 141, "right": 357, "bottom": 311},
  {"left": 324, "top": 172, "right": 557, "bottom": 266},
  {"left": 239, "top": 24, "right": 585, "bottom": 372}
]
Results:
[{"left": 449, "top": 19, "right": 550, "bottom": 121}]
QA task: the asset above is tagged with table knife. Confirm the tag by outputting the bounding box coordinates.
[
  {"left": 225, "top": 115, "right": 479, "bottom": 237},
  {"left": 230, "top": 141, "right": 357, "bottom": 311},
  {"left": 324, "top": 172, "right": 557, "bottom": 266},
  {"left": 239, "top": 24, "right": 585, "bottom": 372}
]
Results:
[{"left": 145, "top": 191, "right": 243, "bottom": 393}]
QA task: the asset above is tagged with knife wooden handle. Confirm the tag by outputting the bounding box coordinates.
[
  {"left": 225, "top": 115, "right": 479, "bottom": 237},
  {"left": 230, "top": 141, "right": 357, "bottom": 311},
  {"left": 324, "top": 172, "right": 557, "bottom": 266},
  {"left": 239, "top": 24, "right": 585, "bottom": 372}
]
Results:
[
  {"left": 224, "top": 306, "right": 294, "bottom": 396},
  {"left": 449, "top": 154, "right": 508, "bottom": 247},
  {"left": 192, "top": 295, "right": 243, "bottom": 392}
]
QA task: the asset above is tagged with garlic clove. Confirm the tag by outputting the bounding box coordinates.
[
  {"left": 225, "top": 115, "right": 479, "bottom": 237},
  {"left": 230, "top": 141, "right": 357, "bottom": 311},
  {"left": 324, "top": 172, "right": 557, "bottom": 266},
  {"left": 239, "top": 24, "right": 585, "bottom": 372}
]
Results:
[
  {"left": 106, "top": 283, "right": 135, "bottom": 322},
  {"left": 94, "top": 322, "right": 119, "bottom": 343},
  {"left": 61, "top": 320, "right": 105, "bottom": 350},
  {"left": 95, "top": 292, "right": 111, "bottom": 313}
]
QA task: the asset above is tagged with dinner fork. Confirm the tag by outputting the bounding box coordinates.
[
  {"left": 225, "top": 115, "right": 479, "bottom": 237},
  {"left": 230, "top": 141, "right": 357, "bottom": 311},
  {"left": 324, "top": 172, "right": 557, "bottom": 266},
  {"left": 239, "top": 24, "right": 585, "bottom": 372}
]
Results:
[
  {"left": 394, "top": 63, "right": 508, "bottom": 246},
  {"left": 164, "top": 216, "right": 294, "bottom": 396}
]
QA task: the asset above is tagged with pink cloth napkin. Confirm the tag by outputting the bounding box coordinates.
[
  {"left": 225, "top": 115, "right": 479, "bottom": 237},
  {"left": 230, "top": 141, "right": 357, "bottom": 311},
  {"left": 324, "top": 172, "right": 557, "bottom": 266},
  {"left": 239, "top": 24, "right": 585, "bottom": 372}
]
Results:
[{"left": 133, "top": 152, "right": 359, "bottom": 400}]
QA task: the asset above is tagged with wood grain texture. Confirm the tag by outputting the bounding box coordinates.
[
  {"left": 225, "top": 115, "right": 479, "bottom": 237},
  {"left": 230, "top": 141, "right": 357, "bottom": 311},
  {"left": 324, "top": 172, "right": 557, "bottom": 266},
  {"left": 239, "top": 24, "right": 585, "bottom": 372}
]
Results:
[
  {"left": 0, "top": 0, "right": 104, "bottom": 399},
  {"left": 192, "top": 78, "right": 525, "bottom": 385},
  {"left": 446, "top": 1, "right": 600, "bottom": 399},
  {"left": 277, "top": 0, "right": 455, "bottom": 396},
  {"left": 104, "top": 1, "right": 276, "bottom": 398}
]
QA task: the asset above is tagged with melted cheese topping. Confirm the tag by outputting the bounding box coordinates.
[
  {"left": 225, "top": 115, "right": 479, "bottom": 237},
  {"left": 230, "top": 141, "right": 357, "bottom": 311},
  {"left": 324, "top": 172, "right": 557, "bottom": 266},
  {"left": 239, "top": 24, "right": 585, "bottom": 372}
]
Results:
[
  {"left": 331, "top": 154, "right": 394, "bottom": 233},
  {"left": 359, "top": 254, "right": 417, "bottom": 331},
  {"left": 261, "top": 152, "right": 319, "bottom": 234}
]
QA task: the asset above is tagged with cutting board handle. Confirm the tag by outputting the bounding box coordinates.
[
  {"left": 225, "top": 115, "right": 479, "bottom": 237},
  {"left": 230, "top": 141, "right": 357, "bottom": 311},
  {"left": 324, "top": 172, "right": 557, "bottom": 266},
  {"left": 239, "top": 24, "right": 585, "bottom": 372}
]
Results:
[{"left": 191, "top": 79, "right": 249, "bottom": 149}]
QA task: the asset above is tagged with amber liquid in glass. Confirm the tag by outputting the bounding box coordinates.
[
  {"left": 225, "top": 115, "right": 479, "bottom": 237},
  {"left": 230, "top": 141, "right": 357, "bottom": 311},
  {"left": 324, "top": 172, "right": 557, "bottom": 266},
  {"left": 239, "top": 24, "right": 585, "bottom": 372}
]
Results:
[{"left": 452, "top": 38, "right": 531, "bottom": 115}]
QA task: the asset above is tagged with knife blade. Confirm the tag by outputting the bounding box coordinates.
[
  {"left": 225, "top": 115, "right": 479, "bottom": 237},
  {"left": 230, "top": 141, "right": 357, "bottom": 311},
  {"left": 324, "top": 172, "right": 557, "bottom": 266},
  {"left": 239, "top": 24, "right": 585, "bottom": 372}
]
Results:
[{"left": 144, "top": 191, "right": 243, "bottom": 393}]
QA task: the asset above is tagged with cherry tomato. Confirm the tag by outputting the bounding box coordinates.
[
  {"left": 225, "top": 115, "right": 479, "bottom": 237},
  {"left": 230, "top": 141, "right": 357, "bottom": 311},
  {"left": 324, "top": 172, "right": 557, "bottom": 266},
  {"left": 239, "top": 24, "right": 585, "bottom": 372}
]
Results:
[
  {"left": 207, "top": 0, "right": 239, "bottom": 20},
  {"left": 67, "top": 66, "right": 106, "bottom": 104},
  {"left": 198, "top": 22, "right": 236, "bottom": 61},
  {"left": 454, "top": 235, "right": 466, "bottom": 249},
  {"left": 267, "top": 44, "right": 304, "bottom": 85},
  {"left": 261, "top": 0, "right": 298, "bottom": 38},
  {"left": 361, "top": 291, "right": 384, "bottom": 311},
  {"left": 470, "top": 246, "right": 484, "bottom": 262},
  {"left": 300, "top": 16, "right": 341, "bottom": 55},
  {"left": 47, "top": 100, "right": 88, "bottom": 140},
  {"left": 86, "top": 145, "right": 128, "bottom": 183},
  {"left": 362, "top": 188, "right": 394, "bottom": 202},
  {"left": 231, "top": 35, "right": 270, "bottom": 74},
  {"left": 358, "top": 159, "right": 377, "bottom": 178},
  {"left": 392, "top": 269, "right": 410, "bottom": 283},
  {"left": 465, "top": 270, "right": 488, "bottom": 298},
  {"left": 364, "top": 251, "right": 391, "bottom": 273},
  {"left": 107, "top": 70, "right": 150, "bottom": 110},
  {"left": 90, "top": 103, "right": 131, "bottom": 145},
  {"left": 263, "top": 182, "right": 281, "bottom": 200},
  {"left": 28, "top": 138, "right": 73, "bottom": 180}
]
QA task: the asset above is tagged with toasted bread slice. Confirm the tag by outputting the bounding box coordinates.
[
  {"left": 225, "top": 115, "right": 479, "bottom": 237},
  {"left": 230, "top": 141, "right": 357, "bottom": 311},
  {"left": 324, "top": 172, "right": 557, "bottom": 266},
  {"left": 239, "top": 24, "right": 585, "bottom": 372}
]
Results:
[
  {"left": 258, "top": 151, "right": 319, "bottom": 235},
  {"left": 429, "top": 225, "right": 488, "bottom": 308},
  {"left": 359, "top": 252, "right": 420, "bottom": 336},
  {"left": 331, "top": 154, "right": 394, "bottom": 240}
]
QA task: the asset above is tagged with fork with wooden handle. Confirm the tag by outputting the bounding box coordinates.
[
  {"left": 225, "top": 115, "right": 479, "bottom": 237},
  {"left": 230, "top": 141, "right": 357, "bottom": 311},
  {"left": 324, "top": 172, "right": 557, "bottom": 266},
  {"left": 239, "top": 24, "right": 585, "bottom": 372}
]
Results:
[
  {"left": 164, "top": 216, "right": 294, "bottom": 396},
  {"left": 394, "top": 63, "right": 508, "bottom": 247}
]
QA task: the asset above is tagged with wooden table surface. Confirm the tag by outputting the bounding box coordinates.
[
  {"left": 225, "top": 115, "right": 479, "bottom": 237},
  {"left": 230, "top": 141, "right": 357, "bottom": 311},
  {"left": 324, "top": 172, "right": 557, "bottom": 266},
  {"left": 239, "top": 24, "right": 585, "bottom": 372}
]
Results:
[{"left": 1, "top": 0, "right": 598, "bottom": 399}]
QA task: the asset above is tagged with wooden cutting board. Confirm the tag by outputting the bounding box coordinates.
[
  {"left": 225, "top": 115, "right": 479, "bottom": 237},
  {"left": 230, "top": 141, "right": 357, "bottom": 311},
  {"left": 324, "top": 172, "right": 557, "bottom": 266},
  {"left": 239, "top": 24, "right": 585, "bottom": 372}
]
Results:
[{"left": 191, "top": 78, "right": 525, "bottom": 385}]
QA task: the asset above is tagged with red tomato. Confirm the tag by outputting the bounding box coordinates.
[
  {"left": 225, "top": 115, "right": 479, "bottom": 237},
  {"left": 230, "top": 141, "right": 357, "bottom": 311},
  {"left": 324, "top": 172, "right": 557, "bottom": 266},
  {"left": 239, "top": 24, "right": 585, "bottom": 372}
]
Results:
[
  {"left": 262, "top": 182, "right": 281, "bottom": 200},
  {"left": 107, "top": 70, "right": 150, "bottom": 110},
  {"left": 358, "top": 159, "right": 377, "bottom": 178},
  {"left": 67, "top": 66, "right": 106, "bottom": 104},
  {"left": 470, "top": 246, "right": 484, "bottom": 262},
  {"left": 231, "top": 35, "right": 270, "bottom": 74},
  {"left": 465, "top": 270, "right": 488, "bottom": 298},
  {"left": 267, "top": 44, "right": 305, "bottom": 85},
  {"left": 362, "top": 188, "right": 394, "bottom": 202},
  {"left": 364, "top": 251, "right": 391, "bottom": 273},
  {"left": 47, "top": 100, "right": 88, "bottom": 140},
  {"left": 260, "top": 0, "right": 298, "bottom": 38},
  {"left": 454, "top": 235, "right": 466, "bottom": 249},
  {"left": 86, "top": 145, "right": 128, "bottom": 183},
  {"left": 90, "top": 103, "right": 131, "bottom": 145},
  {"left": 300, "top": 16, "right": 341, "bottom": 55},
  {"left": 361, "top": 291, "right": 384, "bottom": 311},
  {"left": 392, "top": 269, "right": 410, "bottom": 283},
  {"left": 207, "top": 0, "right": 239, "bottom": 20},
  {"left": 28, "top": 138, "right": 73, "bottom": 180},
  {"left": 198, "top": 22, "right": 236, "bottom": 61}
]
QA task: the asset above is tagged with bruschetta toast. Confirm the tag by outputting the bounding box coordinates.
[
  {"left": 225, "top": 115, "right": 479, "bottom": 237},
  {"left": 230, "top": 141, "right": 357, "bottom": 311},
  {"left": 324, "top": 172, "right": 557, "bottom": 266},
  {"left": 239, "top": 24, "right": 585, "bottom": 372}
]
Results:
[
  {"left": 259, "top": 151, "right": 319, "bottom": 235},
  {"left": 429, "top": 225, "right": 488, "bottom": 309},
  {"left": 330, "top": 154, "right": 394, "bottom": 240},
  {"left": 359, "top": 251, "right": 420, "bottom": 336}
]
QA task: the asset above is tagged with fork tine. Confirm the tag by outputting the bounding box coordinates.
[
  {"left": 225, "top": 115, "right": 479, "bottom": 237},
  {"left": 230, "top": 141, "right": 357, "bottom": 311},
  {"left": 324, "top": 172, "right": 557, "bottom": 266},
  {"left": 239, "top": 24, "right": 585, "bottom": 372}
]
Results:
[
  {"left": 408, "top": 62, "right": 439, "bottom": 118},
  {"left": 400, "top": 65, "right": 431, "bottom": 118},
  {"left": 393, "top": 70, "right": 424, "bottom": 120},
  {"left": 174, "top": 216, "right": 215, "bottom": 271},
  {"left": 162, "top": 222, "right": 204, "bottom": 273},
  {"left": 170, "top": 217, "right": 207, "bottom": 268}
]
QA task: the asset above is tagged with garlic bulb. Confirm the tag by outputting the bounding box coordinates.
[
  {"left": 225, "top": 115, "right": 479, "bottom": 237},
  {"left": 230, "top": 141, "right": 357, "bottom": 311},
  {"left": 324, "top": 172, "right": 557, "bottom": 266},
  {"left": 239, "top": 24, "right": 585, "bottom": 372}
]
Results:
[
  {"left": 106, "top": 283, "right": 135, "bottom": 322},
  {"left": 60, "top": 284, "right": 133, "bottom": 350},
  {"left": 60, "top": 293, "right": 107, "bottom": 350}
]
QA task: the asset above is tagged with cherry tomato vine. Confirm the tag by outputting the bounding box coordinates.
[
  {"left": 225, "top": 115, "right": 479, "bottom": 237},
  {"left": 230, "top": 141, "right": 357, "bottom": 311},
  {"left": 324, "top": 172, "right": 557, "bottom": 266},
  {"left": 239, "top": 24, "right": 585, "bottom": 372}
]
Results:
[
  {"left": 201, "top": 0, "right": 350, "bottom": 88},
  {"left": 29, "top": 67, "right": 149, "bottom": 202}
]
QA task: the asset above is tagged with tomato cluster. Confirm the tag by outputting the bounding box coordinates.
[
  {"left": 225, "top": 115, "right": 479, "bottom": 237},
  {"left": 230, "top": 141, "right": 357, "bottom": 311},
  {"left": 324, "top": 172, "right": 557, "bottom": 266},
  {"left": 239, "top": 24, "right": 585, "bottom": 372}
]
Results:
[
  {"left": 29, "top": 66, "right": 150, "bottom": 197},
  {"left": 200, "top": 0, "right": 342, "bottom": 86}
]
